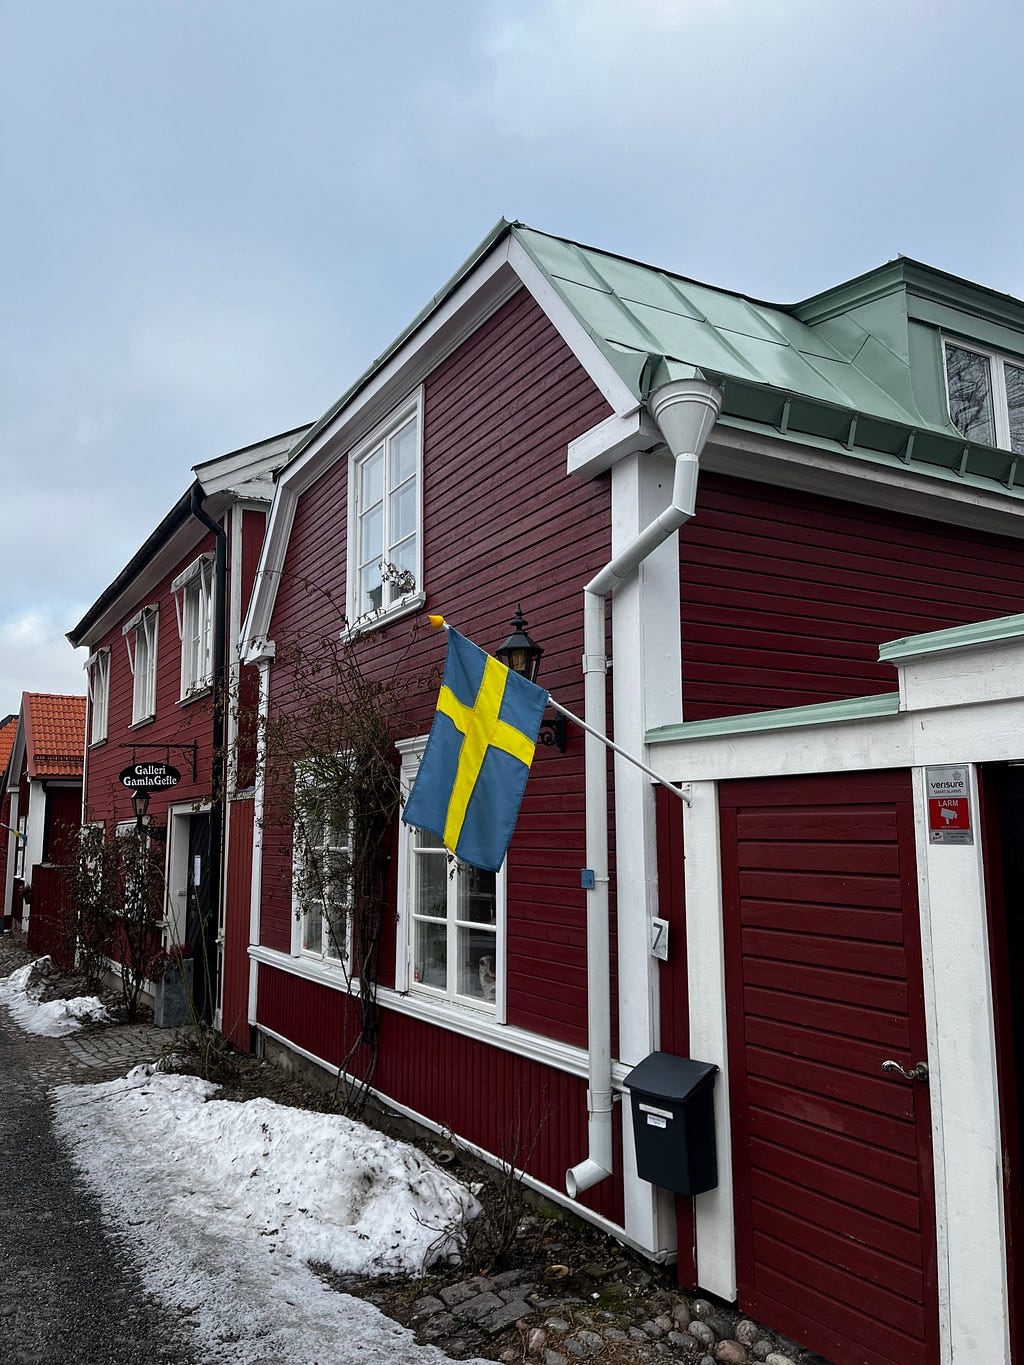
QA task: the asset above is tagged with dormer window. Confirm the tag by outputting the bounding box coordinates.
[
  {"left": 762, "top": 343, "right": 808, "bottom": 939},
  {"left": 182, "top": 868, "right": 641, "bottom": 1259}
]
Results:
[{"left": 944, "top": 340, "right": 1024, "bottom": 453}]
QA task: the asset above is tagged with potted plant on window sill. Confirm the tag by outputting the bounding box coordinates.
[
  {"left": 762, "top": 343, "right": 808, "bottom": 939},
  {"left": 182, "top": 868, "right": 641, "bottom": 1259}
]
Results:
[{"left": 151, "top": 943, "right": 194, "bottom": 1028}]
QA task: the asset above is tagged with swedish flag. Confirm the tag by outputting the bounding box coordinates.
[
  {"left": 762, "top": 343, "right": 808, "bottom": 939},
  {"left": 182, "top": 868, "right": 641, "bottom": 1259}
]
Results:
[{"left": 402, "top": 628, "right": 548, "bottom": 872}]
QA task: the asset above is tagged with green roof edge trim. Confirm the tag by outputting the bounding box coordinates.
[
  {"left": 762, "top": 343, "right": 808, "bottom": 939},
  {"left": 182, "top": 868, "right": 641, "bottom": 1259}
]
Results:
[
  {"left": 646, "top": 692, "right": 901, "bottom": 746},
  {"left": 880, "top": 611, "right": 1024, "bottom": 664}
]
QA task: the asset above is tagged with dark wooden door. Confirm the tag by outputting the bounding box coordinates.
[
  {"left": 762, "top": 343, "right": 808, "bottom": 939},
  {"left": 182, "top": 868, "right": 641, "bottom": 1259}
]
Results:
[
  {"left": 186, "top": 813, "right": 216, "bottom": 1023},
  {"left": 720, "top": 770, "right": 938, "bottom": 1365}
]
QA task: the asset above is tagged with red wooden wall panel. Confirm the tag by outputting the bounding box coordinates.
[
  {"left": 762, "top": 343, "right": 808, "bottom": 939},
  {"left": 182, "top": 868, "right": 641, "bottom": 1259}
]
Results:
[
  {"left": 681, "top": 474, "right": 1024, "bottom": 719},
  {"left": 256, "top": 963, "right": 625, "bottom": 1227},
  {"left": 263, "top": 286, "right": 615, "bottom": 1050},
  {"left": 221, "top": 798, "right": 254, "bottom": 1049}
]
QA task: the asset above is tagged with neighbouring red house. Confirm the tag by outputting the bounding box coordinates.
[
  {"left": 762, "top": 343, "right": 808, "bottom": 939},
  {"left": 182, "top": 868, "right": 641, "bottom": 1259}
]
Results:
[
  {"left": 66, "top": 424, "right": 309, "bottom": 1030},
  {"left": 0, "top": 713, "right": 19, "bottom": 933},
  {"left": 1, "top": 693, "right": 85, "bottom": 955},
  {"left": 234, "top": 221, "right": 1024, "bottom": 1365}
]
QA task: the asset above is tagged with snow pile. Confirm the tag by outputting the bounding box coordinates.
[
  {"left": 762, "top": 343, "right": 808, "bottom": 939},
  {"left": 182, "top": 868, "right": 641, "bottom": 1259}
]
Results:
[
  {"left": 0, "top": 958, "right": 109, "bottom": 1036},
  {"left": 54, "top": 1066, "right": 489, "bottom": 1364}
]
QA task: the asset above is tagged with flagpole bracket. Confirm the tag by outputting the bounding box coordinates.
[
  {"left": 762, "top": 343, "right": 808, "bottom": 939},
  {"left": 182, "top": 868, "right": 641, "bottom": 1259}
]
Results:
[{"left": 538, "top": 714, "right": 567, "bottom": 752}]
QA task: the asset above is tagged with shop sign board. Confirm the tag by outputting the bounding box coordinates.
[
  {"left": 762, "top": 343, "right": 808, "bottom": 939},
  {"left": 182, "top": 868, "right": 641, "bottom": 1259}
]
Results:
[
  {"left": 118, "top": 762, "right": 182, "bottom": 791},
  {"left": 926, "top": 765, "right": 973, "bottom": 844}
]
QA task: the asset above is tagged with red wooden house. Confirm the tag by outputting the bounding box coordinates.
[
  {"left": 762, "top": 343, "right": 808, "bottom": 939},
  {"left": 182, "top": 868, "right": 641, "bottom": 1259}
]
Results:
[
  {"left": 0, "top": 713, "right": 20, "bottom": 934},
  {"left": 67, "top": 425, "right": 308, "bottom": 1028},
  {"left": 236, "top": 223, "right": 1024, "bottom": 1365},
  {"left": 1, "top": 693, "right": 85, "bottom": 952}
]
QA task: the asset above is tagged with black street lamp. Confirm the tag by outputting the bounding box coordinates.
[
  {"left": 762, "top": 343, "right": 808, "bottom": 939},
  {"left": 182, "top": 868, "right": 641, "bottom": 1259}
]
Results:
[{"left": 131, "top": 787, "right": 167, "bottom": 841}]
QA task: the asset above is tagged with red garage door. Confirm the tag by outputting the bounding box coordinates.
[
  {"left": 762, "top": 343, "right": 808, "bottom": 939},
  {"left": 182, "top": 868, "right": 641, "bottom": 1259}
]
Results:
[{"left": 719, "top": 770, "right": 938, "bottom": 1365}]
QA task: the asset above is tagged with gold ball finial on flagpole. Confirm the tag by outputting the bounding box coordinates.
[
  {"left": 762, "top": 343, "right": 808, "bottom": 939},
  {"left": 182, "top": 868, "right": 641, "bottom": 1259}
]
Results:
[{"left": 428, "top": 615, "right": 447, "bottom": 629}]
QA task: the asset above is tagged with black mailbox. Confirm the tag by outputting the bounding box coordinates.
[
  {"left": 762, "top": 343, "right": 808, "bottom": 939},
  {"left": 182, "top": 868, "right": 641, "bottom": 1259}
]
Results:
[{"left": 623, "top": 1052, "right": 719, "bottom": 1196}]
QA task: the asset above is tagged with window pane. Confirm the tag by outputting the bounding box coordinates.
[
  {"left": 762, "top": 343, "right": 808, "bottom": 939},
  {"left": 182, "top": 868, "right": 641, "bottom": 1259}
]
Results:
[
  {"left": 361, "top": 448, "right": 384, "bottom": 505},
  {"left": 360, "top": 504, "right": 383, "bottom": 563},
  {"left": 390, "top": 419, "right": 417, "bottom": 486},
  {"left": 360, "top": 566, "right": 382, "bottom": 614},
  {"left": 458, "top": 865, "right": 496, "bottom": 925},
  {"left": 415, "top": 846, "right": 447, "bottom": 918},
  {"left": 391, "top": 482, "right": 417, "bottom": 543},
  {"left": 457, "top": 926, "right": 496, "bottom": 1002},
  {"left": 302, "top": 909, "right": 323, "bottom": 954},
  {"left": 324, "top": 907, "right": 348, "bottom": 962},
  {"left": 945, "top": 344, "right": 995, "bottom": 445},
  {"left": 1005, "top": 362, "right": 1024, "bottom": 455},
  {"left": 414, "top": 917, "right": 447, "bottom": 988}
]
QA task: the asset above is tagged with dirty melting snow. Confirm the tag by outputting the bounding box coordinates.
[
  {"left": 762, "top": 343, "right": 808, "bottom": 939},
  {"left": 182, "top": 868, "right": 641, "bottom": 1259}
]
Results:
[
  {"left": 0, "top": 959, "right": 109, "bottom": 1036},
  {"left": 54, "top": 1066, "right": 489, "bottom": 1364}
]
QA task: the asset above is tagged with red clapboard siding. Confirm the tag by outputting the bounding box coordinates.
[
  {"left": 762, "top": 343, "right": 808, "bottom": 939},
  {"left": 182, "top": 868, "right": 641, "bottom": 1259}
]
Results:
[
  {"left": 720, "top": 770, "right": 938, "bottom": 1365},
  {"left": 256, "top": 964, "right": 625, "bottom": 1227},
  {"left": 263, "top": 287, "right": 615, "bottom": 1052},
  {"left": 221, "top": 798, "right": 254, "bottom": 1049},
  {"left": 82, "top": 524, "right": 221, "bottom": 828},
  {"left": 682, "top": 473, "right": 1024, "bottom": 719}
]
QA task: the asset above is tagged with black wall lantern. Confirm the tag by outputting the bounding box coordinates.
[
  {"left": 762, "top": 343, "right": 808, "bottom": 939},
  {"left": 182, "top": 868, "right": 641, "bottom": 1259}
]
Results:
[
  {"left": 131, "top": 787, "right": 167, "bottom": 841},
  {"left": 495, "top": 606, "right": 567, "bottom": 752}
]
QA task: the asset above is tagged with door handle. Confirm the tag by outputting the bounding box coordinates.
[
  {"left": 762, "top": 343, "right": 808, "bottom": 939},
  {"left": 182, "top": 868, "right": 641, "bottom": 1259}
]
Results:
[{"left": 882, "top": 1059, "right": 929, "bottom": 1082}]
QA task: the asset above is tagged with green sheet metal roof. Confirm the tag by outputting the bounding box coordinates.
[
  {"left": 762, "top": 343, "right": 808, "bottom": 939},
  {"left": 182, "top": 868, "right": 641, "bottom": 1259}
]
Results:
[{"left": 280, "top": 219, "right": 1024, "bottom": 498}]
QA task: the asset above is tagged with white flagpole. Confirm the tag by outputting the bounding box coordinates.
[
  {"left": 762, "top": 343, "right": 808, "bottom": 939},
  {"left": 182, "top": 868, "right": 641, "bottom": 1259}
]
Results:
[{"left": 546, "top": 697, "right": 690, "bottom": 805}]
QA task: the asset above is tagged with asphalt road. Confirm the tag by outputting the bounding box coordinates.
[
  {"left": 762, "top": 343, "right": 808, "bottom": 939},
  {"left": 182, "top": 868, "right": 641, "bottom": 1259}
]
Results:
[{"left": 0, "top": 998, "right": 201, "bottom": 1365}]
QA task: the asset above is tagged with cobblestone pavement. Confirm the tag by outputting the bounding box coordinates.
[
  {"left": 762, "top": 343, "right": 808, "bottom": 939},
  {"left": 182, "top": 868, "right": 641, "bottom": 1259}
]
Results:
[{"left": 0, "top": 934, "right": 201, "bottom": 1364}]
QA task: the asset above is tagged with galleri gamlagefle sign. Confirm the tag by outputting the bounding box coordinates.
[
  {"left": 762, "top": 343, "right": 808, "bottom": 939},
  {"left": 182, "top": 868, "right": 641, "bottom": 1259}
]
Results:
[
  {"left": 118, "top": 762, "right": 182, "bottom": 791},
  {"left": 926, "top": 765, "right": 973, "bottom": 845}
]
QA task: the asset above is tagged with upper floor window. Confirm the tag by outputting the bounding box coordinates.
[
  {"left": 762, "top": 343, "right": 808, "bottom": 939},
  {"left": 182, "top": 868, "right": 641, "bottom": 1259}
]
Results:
[
  {"left": 172, "top": 555, "right": 214, "bottom": 697},
  {"left": 348, "top": 393, "right": 422, "bottom": 624},
  {"left": 123, "top": 606, "right": 158, "bottom": 724},
  {"left": 944, "top": 339, "right": 1024, "bottom": 453},
  {"left": 85, "top": 647, "right": 110, "bottom": 745},
  {"left": 291, "top": 764, "right": 352, "bottom": 968}
]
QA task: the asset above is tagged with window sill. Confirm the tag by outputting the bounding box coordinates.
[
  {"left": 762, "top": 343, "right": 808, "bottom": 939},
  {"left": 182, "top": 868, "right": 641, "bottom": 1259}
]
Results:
[
  {"left": 342, "top": 591, "right": 426, "bottom": 640},
  {"left": 88, "top": 737, "right": 108, "bottom": 750},
  {"left": 177, "top": 685, "right": 212, "bottom": 708},
  {"left": 129, "top": 715, "right": 156, "bottom": 730}
]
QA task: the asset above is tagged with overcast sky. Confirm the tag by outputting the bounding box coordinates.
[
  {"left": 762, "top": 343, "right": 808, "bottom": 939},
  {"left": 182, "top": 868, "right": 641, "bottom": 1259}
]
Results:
[{"left": 3, "top": 0, "right": 1023, "bottom": 715}]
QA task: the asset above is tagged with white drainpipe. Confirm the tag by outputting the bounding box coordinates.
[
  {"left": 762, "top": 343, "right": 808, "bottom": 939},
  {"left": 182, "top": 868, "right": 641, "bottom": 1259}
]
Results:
[{"left": 566, "top": 377, "right": 723, "bottom": 1198}]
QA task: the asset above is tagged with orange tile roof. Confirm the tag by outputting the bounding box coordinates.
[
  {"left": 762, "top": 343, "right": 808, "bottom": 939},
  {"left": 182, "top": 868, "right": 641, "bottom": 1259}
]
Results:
[
  {"left": 23, "top": 693, "right": 86, "bottom": 780},
  {"left": 0, "top": 715, "right": 16, "bottom": 782}
]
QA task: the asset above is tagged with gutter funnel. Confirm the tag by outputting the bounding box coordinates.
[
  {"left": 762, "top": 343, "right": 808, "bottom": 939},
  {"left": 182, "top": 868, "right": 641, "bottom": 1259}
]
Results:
[{"left": 566, "top": 376, "right": 722, "bottom": 1200}]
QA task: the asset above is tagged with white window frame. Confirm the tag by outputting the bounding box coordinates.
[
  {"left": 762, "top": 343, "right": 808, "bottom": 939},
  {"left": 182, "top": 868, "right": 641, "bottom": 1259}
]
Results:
[
  {"left": 396, "top": 739, "right": 506, "bottom": 1019},
  {"left": 290, "top": 763, "right": 353, "bottom": 969},
  {"left": 85, "top": 647, "right": 110, "bottom": 745},
  {"left": 346, "top": 390, "right": 424, "bottom": 627},
  {"left": 943, "top": 335, "right": 1024, "bottom": 453},
  {"left": 171, "top": 555, "right": 215, "bottom": 698},
  {"left": 123, "top": 606, "right": 158, "bottom": 724}
]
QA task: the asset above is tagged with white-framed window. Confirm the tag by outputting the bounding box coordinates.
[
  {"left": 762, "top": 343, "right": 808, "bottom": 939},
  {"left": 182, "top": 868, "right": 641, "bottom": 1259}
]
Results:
[
  {"left": 85, "top": 647, "right": 110, "bottom": 744},
  {"left": 348, "top": 392, "right": 423, "bottom": 623},
  {"left": 172, "top": 555, "right": 214, "bottom": 697},
  {"left": 944, "top": 338, "right": 1024, "bottom": 453},
  {"left": 397, "top": 740, "right": 505, "bottom": 1015},
  {"left": 291, "top": 765, "right": 352, "bottom": 968},
  {"left": 123, "top": 606, "right": 159, "bottom": 724}
]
